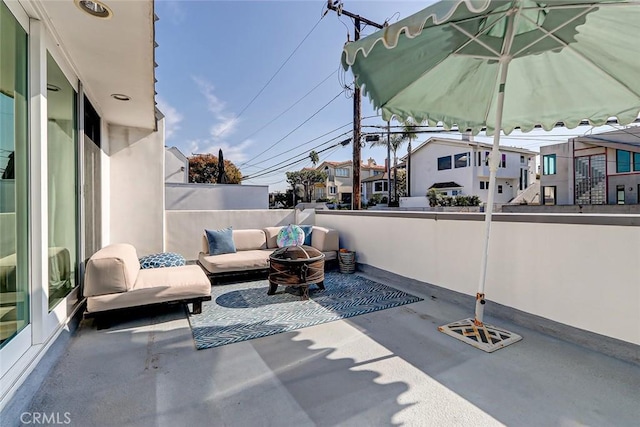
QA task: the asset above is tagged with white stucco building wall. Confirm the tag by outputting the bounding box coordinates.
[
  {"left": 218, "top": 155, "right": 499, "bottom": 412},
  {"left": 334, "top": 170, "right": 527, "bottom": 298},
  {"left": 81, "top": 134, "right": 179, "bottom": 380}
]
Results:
[
  {"left": 165, "top": 183, "right": 269, "bottom": 210},
  {"left": 108, "top": 120, "right": 165, "bottom": 256},
  {"left": 165, "top": 146, "right": 188, "bottom": 183}
]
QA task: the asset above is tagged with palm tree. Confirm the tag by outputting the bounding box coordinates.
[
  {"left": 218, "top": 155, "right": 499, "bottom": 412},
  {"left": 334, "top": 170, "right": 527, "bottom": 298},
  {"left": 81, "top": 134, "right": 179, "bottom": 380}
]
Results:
[
  {"left": 369, "top": 132, "right": 406, "bottom": 204},
  {"left": 401, "top": 119, "right": 421, "bottom": 197},
  {"left": 309, "top": 150, "right": 319, "bottom": 167}
]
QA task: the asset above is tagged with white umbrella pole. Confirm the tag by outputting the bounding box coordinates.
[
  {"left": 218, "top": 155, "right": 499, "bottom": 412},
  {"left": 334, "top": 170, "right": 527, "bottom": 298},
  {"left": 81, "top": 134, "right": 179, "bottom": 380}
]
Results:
[
  {"left": 475, "top": 92, "right": 505, "bottom": 325},
  {"left": 475, "top": 11, "right": 517, "bottom": 326},
  {"left": 440, "top": 8, "right": 523, "bottom": 352}
]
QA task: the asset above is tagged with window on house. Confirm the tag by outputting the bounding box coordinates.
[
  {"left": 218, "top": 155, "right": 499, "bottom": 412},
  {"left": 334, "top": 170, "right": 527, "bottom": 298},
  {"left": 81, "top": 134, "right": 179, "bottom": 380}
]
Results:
[
  {"left": 543, "top": 186, "right": 557, "bottom": 205},
  {"left": 329, "top": 186, "right": 337, "bottom": 195},
  {"left": 519, "top": 168, "right": 529, "bottom": 191},
  {"left": 634, "top": 152, "right": 640, "bottom": 171},
  {"left": 374, "top": 181, "right": 388, "bottom": 192},
  {"left": 451, "top": 190, "right": 460, "bottom": 196},
  {"left": 335, "top": 168, "right": 349, "bottom": 177},
  {"left": 543, "top": 154, "right": 556, "bottom": 175},
  {"left": 500, "top": 154, "right": 506, "bottom": 168},
  {"left": 484, "top": 151, "right": 490, "bottom": 166},
  {"left": 617, "top": 185, "right": 625, "bottom": 204},
  {"left": 437, "top": 156, "right": 452, "bottom": 170},
  {"left": 480, "top": 181, "right": 485, "bottom": 190},
  {"left": 454, "top": 152, "right": 469, "bottom": 168},
  {"left": 616, "top": 150, "right": 631, "bottom": 173},
  {"left": 498, "top": 185, "right": 503, "bottom": 194},
  {"left": 520, "top": 155, "right": 525, "bottom": 164}
]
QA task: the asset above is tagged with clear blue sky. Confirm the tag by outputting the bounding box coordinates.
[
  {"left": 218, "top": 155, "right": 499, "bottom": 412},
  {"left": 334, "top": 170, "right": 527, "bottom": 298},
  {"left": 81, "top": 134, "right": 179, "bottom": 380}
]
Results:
[{"left": 155, "top": 0, "right": 617, "bottom": 192}]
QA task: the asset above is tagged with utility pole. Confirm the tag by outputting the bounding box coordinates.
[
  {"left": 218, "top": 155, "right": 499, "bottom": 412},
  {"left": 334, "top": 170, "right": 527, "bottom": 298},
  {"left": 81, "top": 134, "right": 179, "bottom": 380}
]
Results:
[{"left": 327, "top": 1, "right": 383, "bottom": 210}]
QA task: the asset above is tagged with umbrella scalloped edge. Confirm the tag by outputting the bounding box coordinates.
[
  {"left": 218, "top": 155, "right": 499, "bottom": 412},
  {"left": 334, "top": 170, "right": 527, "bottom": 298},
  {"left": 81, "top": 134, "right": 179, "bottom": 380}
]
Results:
[
  {"left": 341, "top": 0, "right": 491, "bottom": 68},
  {"left": 377, "top": 105, "right": 640, "bottom": 136}
]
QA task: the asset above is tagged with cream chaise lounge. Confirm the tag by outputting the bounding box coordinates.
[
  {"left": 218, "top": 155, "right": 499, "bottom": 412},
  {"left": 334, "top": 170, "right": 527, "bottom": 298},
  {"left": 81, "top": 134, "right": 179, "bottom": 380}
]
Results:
[{"left": 83, "top": 243, "right": 211, "bottom": 325}]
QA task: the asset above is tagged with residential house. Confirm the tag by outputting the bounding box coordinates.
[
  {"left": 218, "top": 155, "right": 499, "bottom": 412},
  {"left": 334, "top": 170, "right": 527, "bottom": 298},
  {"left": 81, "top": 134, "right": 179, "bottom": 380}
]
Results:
[
  {"left": 314, "top": 158, "right": 385, "bottom": 203},
  {"left": 406, "top": 136, "right": 537, "bottom": 204},
  {"left": 362, "top": 172, "right": 390, "bottom": 203},
  {"left": 540, "top": 127, "right": 640, "bottom": 205}
]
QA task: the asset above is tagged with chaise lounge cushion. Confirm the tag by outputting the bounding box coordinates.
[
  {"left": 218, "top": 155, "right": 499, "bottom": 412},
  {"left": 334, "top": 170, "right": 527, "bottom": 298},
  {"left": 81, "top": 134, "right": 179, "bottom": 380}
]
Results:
[
  {"left": 84, "top": 243, "right": 211, "bottom": 314},
  {"left": 198, "top": 249, "right": 273, "bottom": 274},
  {"left": 84, "top": 243, "right": 140, "bottom": 297},
  {"left": 87, "top": 265, "right": 210, "bottom": 313}
]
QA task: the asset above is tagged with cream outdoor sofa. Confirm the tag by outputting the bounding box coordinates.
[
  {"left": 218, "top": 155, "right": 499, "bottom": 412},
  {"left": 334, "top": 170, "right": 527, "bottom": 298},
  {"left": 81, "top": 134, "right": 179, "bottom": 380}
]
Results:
[
  {"left": 83, "top": 243, "right": 211, "bottom": 325},
  {"left": 197, "top": 226, "right": 339, "bottom": 281}
]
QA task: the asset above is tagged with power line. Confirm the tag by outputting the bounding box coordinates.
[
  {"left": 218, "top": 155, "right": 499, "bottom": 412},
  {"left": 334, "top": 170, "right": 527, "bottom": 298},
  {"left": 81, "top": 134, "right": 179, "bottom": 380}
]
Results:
[
  {"left": 242, "top": 133, "right": 352, "bottom": 179},
  {"left": 242, "top": 122, "right": 352, "bottom": 170},
  {"left": 238, "top": 90, "right": 344, "bottom": 167},
  {"left": 212, "top": 14, "right": 326, "bottom": 140},
  {"left": 243, "top": 137, "right": 351, "bottom": 180},
  {"left": 235, "top": 69, "right": 338, "bottom": 146},
  {"left": 243, "top": 131, "right": 351, "bottom": 177}
]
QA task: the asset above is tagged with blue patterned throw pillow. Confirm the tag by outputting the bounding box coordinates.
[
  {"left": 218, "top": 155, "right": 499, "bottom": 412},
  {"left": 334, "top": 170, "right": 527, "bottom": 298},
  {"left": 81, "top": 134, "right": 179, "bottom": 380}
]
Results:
[
  {"left": 139, "top": 252, "right": 186, "bottom": 269},
  {"left": 205, "top": 227, "right": 236, "bottom": 255},
  {"left": 299, "top": 225, "right": 313, "bottom": 246}
]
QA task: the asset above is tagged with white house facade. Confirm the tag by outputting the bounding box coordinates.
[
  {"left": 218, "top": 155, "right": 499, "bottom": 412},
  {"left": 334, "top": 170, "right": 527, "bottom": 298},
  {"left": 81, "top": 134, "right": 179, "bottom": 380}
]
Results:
[
  {"left": 407, "top": 137, "right": 537, "bottom": 204},
  {"left": 540, "top": 127, "right": 640, "bottom": 205}
]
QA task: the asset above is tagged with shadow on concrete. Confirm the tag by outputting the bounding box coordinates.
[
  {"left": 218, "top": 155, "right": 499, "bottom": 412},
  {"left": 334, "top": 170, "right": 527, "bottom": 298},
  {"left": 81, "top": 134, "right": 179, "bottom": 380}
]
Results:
[{"left": 13, "top": 304, "right": 412, "bottom": 427}]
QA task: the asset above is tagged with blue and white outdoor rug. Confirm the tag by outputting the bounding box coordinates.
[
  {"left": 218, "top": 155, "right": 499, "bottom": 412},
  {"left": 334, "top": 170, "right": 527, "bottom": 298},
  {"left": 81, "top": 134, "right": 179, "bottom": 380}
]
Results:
[{"left": 188, "top": 272, "right": 423, "bottom": 350}]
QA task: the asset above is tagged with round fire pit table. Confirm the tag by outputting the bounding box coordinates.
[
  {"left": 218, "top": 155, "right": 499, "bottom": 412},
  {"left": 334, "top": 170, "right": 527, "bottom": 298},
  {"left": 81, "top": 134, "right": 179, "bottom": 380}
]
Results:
[{"left": 268, "top": 245, "right": 325, "bottom": 300}]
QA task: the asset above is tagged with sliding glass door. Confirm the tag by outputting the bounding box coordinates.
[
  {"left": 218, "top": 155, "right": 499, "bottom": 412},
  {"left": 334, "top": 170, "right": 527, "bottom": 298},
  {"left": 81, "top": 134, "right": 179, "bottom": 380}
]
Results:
[
  {"left": 0, "top": 0, "right": 29, "bottom": 349},
  {"left": 46, "top": 53, "right": 78, "bottom": 310}
]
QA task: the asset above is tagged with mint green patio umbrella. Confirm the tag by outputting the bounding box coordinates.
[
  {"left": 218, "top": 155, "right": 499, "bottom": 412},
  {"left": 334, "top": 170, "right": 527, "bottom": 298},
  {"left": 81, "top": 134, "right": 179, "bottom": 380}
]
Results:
[{"left": 342, "top": 0, "right": 640, "bottom": 351}]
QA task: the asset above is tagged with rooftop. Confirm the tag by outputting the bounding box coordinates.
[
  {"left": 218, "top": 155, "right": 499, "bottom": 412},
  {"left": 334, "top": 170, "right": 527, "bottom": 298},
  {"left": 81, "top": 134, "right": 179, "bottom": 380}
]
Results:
[{"left": 8, "top": 269, "right": 639, "bottom": 426}]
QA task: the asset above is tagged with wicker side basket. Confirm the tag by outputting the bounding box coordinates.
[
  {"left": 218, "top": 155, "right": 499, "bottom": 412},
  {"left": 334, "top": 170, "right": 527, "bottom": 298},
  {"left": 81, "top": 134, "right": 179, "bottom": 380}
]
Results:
[{"left": 338, "top": 250, "right": 356, "bottom": 274}]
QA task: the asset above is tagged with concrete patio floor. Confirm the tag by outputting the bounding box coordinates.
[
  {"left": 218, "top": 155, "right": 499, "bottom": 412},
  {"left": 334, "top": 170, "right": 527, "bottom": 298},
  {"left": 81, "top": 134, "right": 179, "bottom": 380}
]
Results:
[{"left": 6, "top": 272, "right": 640, "bottom": 427}]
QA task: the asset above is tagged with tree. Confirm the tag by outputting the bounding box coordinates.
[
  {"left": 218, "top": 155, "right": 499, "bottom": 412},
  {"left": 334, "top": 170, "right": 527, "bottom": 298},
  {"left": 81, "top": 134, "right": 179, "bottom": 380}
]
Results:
[
  {"left": 369, "top": 132, "right": 407, "bottom": 203},
  {"left": 395, "top": 169, "right": 407, "bottom": 197},
  {"left": 309, "top": 150, "right": 319, "bottom": 166},
  {"left": 401, "top": 119, "right": 420, "bottom": 146},
  {"left": 188, "top": 153, "right": 242, "bottom": 184},
  {"left": 402, "top": 119, "right": 420, "bottom": 197},
  {"left": 286, "top": 169, "right": 327, "bottom": 203}
]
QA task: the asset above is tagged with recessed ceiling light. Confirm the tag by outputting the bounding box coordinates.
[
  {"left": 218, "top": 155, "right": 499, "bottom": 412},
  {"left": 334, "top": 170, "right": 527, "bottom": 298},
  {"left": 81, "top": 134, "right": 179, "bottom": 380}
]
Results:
[
  {"left": 111, "top": 94, "right": 131, "bottom": 101},
  {"left": 47, "top": 84, "right": 61, "bottom": 92},
  {"left": 75, "top": 0, "right": 112, "bottom": 19}
]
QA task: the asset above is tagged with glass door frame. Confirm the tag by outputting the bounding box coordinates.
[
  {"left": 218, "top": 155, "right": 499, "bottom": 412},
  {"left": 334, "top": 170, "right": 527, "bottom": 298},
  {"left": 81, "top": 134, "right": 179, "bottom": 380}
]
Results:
[
  {"left": 40, "top": 32, "right": 82, "bottom": 342},
  {"left": 0, "top": 0, "right": 32, "bottom": 393}
]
